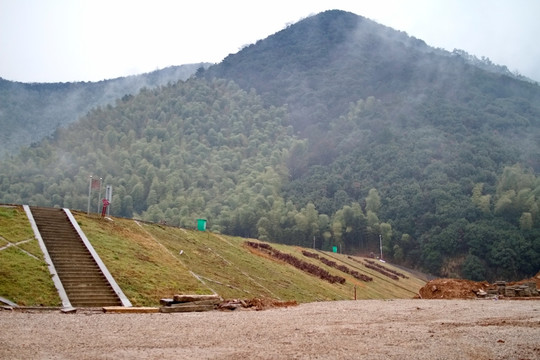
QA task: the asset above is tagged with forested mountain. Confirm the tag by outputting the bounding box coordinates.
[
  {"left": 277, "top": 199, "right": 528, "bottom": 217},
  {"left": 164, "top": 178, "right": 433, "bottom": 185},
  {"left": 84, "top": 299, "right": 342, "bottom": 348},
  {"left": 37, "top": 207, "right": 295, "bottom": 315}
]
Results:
[
  {"left": 0, "top": 10, "right": 538, "bottom": 281},
  {"left": 203, "top": 10, "right": 539, "bottom": 142},
  {"left": 0, "top": 63, "right": 209, "bottom": 158}
]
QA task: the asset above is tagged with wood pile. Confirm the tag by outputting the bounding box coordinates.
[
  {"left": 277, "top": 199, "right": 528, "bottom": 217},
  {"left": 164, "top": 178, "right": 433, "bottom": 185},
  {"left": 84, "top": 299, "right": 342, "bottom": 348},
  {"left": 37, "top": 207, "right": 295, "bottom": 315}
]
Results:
[
  {"left": 159, "top": 294, "right": 222, "bottom": 313},
  {"left": 486, "top": 281, "right": 539, "bottom": 298}
]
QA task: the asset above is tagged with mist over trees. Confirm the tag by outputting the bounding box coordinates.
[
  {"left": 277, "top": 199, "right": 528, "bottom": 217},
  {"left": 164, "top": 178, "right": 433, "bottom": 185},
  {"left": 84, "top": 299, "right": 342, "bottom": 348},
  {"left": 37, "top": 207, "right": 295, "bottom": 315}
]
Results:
[
  {"left": 0, "top": 10, "right": 539, "bottom": 281},
  {"left": 0, "top": 64, "right": 209, "bottom": 158}
]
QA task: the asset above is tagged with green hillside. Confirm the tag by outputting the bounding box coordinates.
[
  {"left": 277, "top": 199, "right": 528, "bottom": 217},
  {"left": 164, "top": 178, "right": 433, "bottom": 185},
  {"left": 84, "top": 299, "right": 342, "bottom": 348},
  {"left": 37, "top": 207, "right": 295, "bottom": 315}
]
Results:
[
  {"left": 0, "top": 205, "right": 425, "bottom": 307},
  {"left": 0, "top": 10, "right": 538, "bottom": 282}
]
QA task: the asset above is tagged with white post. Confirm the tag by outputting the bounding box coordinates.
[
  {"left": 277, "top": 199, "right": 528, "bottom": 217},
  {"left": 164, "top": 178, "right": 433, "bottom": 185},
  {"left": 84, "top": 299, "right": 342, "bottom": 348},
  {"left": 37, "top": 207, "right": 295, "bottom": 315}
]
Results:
[
  {"left": 87, "top": 175, "right": 92, "bottom": 214},
  {"left": 97, "top": 177, "right": 102, "bottom": 213},
  {"left": 379, "top": 234, "right": 383, "bottom": 260},
  {"left": 106, "top": 185, "right": 112, "bottom": 216}
]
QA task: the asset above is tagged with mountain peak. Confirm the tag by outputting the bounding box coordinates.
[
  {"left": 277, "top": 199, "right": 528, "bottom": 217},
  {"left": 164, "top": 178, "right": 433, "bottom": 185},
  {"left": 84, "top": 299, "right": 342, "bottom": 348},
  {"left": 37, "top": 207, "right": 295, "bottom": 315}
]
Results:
[{"left": 204, "top": 10, "right": 437, "bottom": 130}]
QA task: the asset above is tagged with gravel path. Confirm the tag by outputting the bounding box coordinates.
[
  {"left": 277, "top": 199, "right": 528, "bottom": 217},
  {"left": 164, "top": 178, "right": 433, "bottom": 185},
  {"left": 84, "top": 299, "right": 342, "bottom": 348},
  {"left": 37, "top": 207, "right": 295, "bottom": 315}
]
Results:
[{"left": 1, "top": 299, "right": 539, "bottom": 359}]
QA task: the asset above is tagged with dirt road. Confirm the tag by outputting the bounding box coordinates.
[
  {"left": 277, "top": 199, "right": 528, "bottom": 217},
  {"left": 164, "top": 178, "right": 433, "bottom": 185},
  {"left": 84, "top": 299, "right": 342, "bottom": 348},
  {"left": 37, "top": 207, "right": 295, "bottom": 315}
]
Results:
[{"left": 1, "top": 299, "right": 539, "bottom": 359}]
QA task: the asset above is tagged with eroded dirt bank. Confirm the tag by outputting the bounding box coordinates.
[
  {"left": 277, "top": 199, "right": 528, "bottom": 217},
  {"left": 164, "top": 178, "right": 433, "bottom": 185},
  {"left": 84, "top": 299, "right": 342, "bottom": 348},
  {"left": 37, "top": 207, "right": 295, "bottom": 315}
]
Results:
[{"left": 1, "top": 299, "right": 539, "bottom": 359}]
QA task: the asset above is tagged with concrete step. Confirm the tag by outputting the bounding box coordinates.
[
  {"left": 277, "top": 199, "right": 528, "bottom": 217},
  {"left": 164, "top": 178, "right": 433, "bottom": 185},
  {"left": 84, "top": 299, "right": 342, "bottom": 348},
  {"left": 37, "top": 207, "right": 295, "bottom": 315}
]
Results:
[
  {"left": 70, "top": 297, "right": 121, "bottom": 304},
  {"left": 61, "top": 279, "right": 109, "bottom": 285},
  {"left": 68, "top": 292, "right": 118, "bottom": 297},
  {"left": 59, "top": 274, "right": 107, "bottom": 279},
  {"left": 53, "top": 261, "right": 99, "bottom": 267},
  {"left": 55, "top": 268, "right": 103, "bottom": 274},
  {"left": 47, "top": 246, "right": 91, "bottom": 252},
  {"left": 48, "top": 255, "right": 94, "bottom": 260},
  {"left": 66, "top": 286, "right": 116, "bottom": 299},
  {"left": 47, "top": 254, "right": 96, "bottom": 261},
  {"left": 67, "top": 291, "right": 120, "bottom": 297},
  {"left": 63, "top": 284, "right": 114, "bottom": 290},
  {"left": 71, "top": 300, "right": 122, "bottom": 307},
  {"left": 47, "top": 247, "right": 94, "bottom": 253}
]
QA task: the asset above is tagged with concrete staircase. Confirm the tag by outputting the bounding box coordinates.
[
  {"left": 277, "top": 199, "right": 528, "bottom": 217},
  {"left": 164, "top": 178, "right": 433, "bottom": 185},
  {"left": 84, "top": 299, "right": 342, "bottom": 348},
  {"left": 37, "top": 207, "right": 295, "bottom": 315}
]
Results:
[{"left": 30, "top": 207, "right": 122, "bottom": 307}]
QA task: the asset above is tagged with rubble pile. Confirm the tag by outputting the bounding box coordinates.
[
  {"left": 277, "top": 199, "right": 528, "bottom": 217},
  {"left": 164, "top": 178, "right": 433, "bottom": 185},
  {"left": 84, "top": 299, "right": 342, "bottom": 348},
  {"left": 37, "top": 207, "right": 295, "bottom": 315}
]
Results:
[
  {"left": 419, "top": 272, "right": 540, "bottom": 300},
  {"left": 219, "top": 298, "right": 298, "bottom": 311}
]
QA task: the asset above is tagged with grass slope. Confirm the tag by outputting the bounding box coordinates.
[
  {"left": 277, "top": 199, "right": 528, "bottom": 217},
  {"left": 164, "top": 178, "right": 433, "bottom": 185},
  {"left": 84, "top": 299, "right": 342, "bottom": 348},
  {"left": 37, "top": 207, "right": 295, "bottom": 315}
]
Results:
[
  {"left": 0, "top": 206, "right": 425, "bottom": 307},
  {"left": 0, "top": 205, "right": 60, "bottom": 306}
]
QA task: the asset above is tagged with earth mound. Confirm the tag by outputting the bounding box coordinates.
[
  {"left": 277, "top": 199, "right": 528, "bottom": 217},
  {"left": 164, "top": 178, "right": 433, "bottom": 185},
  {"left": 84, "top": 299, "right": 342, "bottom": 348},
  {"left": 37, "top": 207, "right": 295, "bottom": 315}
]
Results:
[{"left": 419, "top": 278, "right": 490, "bottom": 299}]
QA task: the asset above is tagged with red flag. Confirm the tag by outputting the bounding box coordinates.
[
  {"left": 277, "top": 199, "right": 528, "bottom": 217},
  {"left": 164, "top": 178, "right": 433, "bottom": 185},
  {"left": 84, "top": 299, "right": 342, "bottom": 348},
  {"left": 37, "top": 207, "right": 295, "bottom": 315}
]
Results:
[{"left": 91, "top": 178, "right": 100, "bottom": 189}]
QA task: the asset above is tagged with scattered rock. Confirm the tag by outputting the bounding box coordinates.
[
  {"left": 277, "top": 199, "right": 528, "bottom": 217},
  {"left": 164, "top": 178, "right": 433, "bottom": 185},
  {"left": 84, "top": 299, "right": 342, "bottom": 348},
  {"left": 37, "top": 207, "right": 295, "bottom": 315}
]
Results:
[{"left": 476, "top": 289, "right": 487, "bottom": 297}]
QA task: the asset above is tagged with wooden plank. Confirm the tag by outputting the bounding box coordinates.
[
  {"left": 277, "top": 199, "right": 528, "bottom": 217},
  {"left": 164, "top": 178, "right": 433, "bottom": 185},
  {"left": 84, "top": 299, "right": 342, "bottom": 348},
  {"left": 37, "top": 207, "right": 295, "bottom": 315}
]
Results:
[
  {"left": 173, "top": 294, "right": 221, "bottom": 303},
  {"left": 103, "top": 306, "right": 160, "bottom": 313},
  {"left": 159, "top": 304, "right": 215, "bottom": 313},
  {"left": 169, "top": 299, "right": 220, "bottom": 307}
]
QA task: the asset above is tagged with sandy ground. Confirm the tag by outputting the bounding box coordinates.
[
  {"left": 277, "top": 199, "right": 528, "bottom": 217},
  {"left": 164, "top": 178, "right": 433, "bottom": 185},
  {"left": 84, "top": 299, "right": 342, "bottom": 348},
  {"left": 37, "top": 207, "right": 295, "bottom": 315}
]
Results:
[{"left": 1, "top": 299, "right": 539, "bottom": 360}]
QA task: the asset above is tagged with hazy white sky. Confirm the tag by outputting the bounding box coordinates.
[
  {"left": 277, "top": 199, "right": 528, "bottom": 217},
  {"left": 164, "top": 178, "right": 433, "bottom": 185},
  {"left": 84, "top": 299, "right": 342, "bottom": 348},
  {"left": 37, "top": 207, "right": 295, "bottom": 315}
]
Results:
[{"left": 1, "top": 0, "right": 539, "bottom": 83}]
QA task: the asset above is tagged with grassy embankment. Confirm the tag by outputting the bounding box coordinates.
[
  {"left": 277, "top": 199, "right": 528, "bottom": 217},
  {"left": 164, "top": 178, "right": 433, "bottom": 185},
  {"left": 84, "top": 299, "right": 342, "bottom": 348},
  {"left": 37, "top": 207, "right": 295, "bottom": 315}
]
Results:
[
  {"left": 0, "top": 205, "right": 60, "bottom": 306},
  {"left": 0, "top": 206, "right": 425, "bottom": 306}
]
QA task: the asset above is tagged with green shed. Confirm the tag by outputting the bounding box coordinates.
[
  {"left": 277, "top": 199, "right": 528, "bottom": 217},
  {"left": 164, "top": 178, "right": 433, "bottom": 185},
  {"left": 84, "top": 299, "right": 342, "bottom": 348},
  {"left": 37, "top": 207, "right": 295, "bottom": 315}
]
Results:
[{"left": 197, "top": 218, "right": 207, "bottom": 231}]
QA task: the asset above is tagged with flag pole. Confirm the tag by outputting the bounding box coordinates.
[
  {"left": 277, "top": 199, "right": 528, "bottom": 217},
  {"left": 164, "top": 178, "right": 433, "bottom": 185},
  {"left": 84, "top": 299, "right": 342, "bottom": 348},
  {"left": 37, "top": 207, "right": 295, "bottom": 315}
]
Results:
[
  {"left": 97, "top": 177, "right": 103, "bottom": 213},
  {"left": 87, "top": 175, "right": 92, "bottom": 214}
]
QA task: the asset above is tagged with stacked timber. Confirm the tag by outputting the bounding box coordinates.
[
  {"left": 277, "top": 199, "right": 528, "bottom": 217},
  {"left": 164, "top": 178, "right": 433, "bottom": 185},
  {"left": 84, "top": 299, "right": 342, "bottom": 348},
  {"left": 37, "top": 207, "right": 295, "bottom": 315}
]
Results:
[
  {"left": 160, "top": 294, "right": 222, "bottom": 313},
  {"left": 485, "top": 281, "right": 539, "bottom": 298}
]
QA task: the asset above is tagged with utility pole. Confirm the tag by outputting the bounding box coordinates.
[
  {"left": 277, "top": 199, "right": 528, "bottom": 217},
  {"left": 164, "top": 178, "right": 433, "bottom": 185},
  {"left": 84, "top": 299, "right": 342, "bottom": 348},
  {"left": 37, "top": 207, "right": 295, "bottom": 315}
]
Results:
[{"left": 379, "top": 234, "right": 383, "bottom": 261}]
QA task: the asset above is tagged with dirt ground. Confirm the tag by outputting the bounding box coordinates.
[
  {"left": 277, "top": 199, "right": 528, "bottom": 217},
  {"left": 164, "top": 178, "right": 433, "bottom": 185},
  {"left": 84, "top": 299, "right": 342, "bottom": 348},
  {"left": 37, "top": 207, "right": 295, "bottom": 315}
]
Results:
[{"left": 1, "top": 299, "right": 539, "bottom": 359}]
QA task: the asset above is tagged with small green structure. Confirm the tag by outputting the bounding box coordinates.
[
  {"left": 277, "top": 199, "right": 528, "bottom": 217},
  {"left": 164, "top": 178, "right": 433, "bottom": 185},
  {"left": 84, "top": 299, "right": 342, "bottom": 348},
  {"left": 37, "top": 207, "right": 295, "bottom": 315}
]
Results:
[
  {"left": 332, "top": 246, "right": 338, "bottom": 253},
  {"left": 197, "top": 218, "right": 207, "bottom": 231}
]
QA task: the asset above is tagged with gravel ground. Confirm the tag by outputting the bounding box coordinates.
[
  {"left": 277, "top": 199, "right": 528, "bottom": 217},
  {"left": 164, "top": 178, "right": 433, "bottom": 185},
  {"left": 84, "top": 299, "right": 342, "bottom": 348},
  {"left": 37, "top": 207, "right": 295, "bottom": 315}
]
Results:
[{"left": 1, "top": 299, "right": 539, "bottom": 359}]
